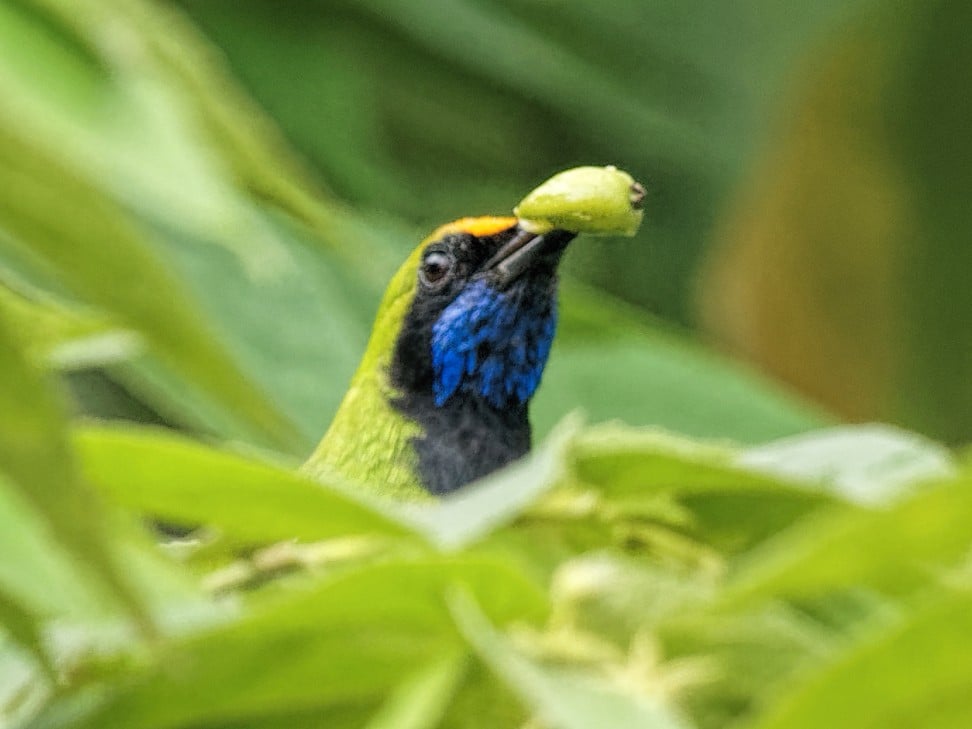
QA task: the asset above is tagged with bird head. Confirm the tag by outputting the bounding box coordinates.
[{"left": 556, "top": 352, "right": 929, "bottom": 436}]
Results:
[
  {"left": 305, "top": 167, "right": 644, "bottom": 498},
  {"left": 390, "top": 217, "right": 574, "bottom": 411}
]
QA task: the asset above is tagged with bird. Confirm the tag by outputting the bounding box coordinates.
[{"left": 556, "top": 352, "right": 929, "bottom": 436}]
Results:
[{"left": 303, "top": 167, "right": 644, "bottom": 498}]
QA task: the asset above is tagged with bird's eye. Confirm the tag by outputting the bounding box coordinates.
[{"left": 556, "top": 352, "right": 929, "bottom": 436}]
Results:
[{"left": 420, "top": 251, "right": 453, "bottom": 288}]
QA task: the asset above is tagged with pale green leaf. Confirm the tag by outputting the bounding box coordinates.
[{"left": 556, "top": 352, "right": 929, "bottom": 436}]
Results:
[
  {"left": 74, "top": 424, "right": 418, "bottom": 545},
  {"left": 738, "top": 424, "right": 956, "bottom": 505}
]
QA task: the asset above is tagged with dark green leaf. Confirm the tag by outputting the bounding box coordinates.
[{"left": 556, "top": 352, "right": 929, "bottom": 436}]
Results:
[{"left": 535, "top": 285, "right": 829, "bottom": 443}]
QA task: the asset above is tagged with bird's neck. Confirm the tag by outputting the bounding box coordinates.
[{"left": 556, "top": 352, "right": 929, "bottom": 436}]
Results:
[
  {"left": 302, "top": 365, "right": 428, "bottom": 499},
  {"left": 392, "top": 391, "right": 530, "bottom": 495}
]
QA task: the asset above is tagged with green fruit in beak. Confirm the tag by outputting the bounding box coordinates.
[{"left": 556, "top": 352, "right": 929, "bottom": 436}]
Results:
[{"left": 514, "top": 165, "right": 645, "bottom": 237}]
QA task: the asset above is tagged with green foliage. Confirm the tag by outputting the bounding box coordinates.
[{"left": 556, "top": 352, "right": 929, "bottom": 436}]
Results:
[
  {"left": 1, "top": 1, "right": 970, "bottom": 728},
  {"left": 3, "top": 408, "right": 969, "bottom": 727}
]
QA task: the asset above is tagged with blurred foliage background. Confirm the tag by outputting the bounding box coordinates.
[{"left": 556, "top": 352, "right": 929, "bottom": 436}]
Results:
[
  {"left": 191, "top": 0, "right": 972, "bottom": 446},
  {"left": 176, "top": 0, "right": 970, "bottom": 446},
  {"left": 3, "top": 0, "right": 965, "bottom": 454}
]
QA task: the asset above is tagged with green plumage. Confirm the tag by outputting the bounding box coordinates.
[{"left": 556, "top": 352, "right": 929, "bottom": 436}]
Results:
[{"left": 302, "top": 239, "right": 429, "bottom": 499}]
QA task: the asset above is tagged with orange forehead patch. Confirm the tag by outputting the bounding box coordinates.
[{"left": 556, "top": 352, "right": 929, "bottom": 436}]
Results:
[{"left": 430, "top": 216, "right": 517, "bottom": 241}]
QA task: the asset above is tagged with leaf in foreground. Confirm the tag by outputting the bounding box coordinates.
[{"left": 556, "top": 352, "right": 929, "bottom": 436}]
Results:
[
  {"left": 450, "top": 590, "right": 692, "bottom": 729},
  {"left": 74, "top": 425, "right": 417, "bottom": 545},
  {"left": 25, "top": 558, "right": 545, "bottom": 729},
  {"left": 746, "top": 590, "right": 972, "bottom": 729}
]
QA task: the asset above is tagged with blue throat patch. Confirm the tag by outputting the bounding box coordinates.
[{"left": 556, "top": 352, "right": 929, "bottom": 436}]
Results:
[{"left": 431, "top": 278, "right": 557, "bottom": 409}]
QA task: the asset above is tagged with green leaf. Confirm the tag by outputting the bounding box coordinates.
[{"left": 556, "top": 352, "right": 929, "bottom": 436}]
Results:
[
  {"left": 27, "top": 557, "right": 546, "bottom": 729},
  {"left": 450, "top": 590, "right": 692, "bottom": 729},
  {"left": 0, "top": 473, "right": 106, "bottom": 618},
  {"left": 570, "top": 423, "right": 833, "bottom": 552},
  {"left": 572, "top": 425, "right": 773, "bottom": 498},
  {"left": 0, "top": 592, "right": 49, "bottom": 678},
  {"left": 0, "top": 0, "right": 296, "bottom": 270},
  {"left": 364, "top": 651, "right": 466, "bottom": 729},
  {"left": 738, "top": 424, "right": 956, "bottom": 505},
  {"left": 0, "top": 121, "right": 298, "bottom": 450},
  {"left": 724, "top": 474, "right": 972, "bottom": 604},
  {"left": 0, "top": 306, "right": 149, "bottom": 626},
  {"left": 125, "top": 211, "right": 381, "bottom": 448},
  {"left": 746, "top": 590, "right": 972, "bottom": 729},
  {"left": 0, "top": 283, "right": 141, "bottom": 372},
  {"left": 0, "top": 641, "right": 48, "bottom": 726},
  {"left": 74, "top": 424, "right": 417, "bottom": 545}
]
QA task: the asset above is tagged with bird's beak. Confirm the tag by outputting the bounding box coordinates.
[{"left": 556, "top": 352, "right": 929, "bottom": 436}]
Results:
[{"left": 483, "top": 227, "right": 576, "bottom": 288}]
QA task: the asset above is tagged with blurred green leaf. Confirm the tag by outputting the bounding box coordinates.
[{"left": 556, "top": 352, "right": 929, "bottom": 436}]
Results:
[
  {"left": 536, "top": 285, "right": 829, "bottom": 443},
  {"left": 364, "top": 651, "right": 466, "bottom": 729},
  {"left": 74, "top": 424, "right": 417, "bottom": 545},
  {"left": 738, "top": 424, "right": 956, "bottom": 505},
  {"left": 0, "top": 119, "right": 298, "bottom": 450},
  {"left": 0, "top": 642, "right": 48, "bottom": 726},
  {"left": 0, "top": 593, "right": 49, "bottom": 677},
  {"left": 659, "top": 603, "right": 848, "bottom": 729},
  {"left": 123, "top": 212, "right": 381, "bottom": 449},
  {"left": 0, "top": 307, "right": 148, "bottom": 626},
  {"left": 0, "top": 472, "right": 106, "bottom": 619},
  {"left": 0, "top": 284, "right": 141, "bottom": 372},
  {"left": 571, "top": 423, "right": 833, "bottom": 552},
  {"left": 746, "top": 590, "right": 972, "bottom": 729},
  {"left": 27, "top": 558, "right": 545, "bottom": 729},
  {"left": 724, "top": 474, "right": 972, "bottom": 605},
  {"left": 0, "top": 0, "right": 299, "bottom": 267},
  {"left": 450, "top": 590, "right": 692, "bottom": 729}
]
